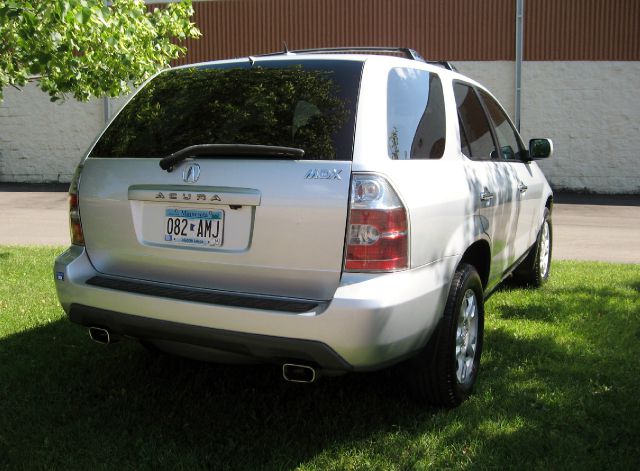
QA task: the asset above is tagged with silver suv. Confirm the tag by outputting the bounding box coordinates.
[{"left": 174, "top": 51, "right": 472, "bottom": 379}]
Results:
[{"left": 55, "top": 47, "right": 553, "bottom": 407}]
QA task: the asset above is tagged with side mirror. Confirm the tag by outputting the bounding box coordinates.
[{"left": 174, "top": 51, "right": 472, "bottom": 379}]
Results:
[{"left": 528, "top": 138, "right": 553, "bottom": 160}]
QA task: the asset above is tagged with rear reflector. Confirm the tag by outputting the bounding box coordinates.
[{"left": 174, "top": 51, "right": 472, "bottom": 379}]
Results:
[{"left": 345, "top": 175, "right": 408, "bottom": 272}]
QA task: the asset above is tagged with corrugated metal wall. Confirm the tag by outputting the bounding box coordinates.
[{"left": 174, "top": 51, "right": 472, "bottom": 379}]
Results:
[
  {"left": 525, "top": 0, "right": 640, "bottom": 60},
  {"left": 173, "top": 0, "right": 515, "bottom": 64},
  {"left": 166, "top": 0, "right": 639, "bottom": 64}
]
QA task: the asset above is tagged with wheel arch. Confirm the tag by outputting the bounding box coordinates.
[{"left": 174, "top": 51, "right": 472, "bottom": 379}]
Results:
[{"left": 458, "top": 239, "right": 491, "bottom": 290}]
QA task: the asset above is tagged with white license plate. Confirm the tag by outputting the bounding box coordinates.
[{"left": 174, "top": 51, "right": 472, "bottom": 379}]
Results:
[{"left": 163, "top": 208, "right": 224, "bottom": 246}]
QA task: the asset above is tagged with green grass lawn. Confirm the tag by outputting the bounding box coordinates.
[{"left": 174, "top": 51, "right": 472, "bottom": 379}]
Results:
[{"left": 1, "top": 246, "right": 639, "bottom": 470}]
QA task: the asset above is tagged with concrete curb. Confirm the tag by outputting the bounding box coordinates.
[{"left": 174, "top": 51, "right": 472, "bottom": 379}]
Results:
[{"left": 0, "top": 182, "right": 70, "bottom": 192}]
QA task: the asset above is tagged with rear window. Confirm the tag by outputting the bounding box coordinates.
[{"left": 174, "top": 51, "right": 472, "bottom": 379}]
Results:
[{"left": 90, "top": 60, "right": 362, "bottom": 160}]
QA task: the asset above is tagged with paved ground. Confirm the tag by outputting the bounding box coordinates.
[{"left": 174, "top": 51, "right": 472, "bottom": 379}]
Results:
[
  {"left": 1, "top": 189, "right": 69, "bottom": 246},
  {"left": 1, "top": 184, "right": 638, "bottom": 264},
  {"left": 553, "top": 202, "right": 640, "bottom": 263}
]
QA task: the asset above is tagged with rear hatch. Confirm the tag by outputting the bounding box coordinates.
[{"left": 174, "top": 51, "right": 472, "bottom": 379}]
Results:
[{"left": 79, "top": 58, "right": 362, "bottom": 301}]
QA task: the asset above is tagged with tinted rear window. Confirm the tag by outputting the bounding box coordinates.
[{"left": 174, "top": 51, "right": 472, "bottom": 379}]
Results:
[
  {"left": 387, "top": 68, "right": 446, "bottom": 160},
  {"left": 90, "top": 60, "right": 362, "bottom": 160}
]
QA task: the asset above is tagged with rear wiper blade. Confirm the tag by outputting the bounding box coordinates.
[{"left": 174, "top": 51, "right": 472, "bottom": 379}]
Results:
[{"left": 159, "top": 144, "right": 305, "bottom": 172}]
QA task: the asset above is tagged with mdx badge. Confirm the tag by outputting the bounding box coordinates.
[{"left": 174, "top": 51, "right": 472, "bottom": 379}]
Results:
[
  {"left": 305, "top": 168, "right": 342, "bottom": 180},
  {"left": 183, "top": 163, "right": 201, "bottom": 183}
]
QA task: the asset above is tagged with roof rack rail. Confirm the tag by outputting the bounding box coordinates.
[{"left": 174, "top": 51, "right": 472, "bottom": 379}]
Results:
[
  {"left": 249, "top": 48, "right": 460, "bottom": 71},
  {"left": 425, "top": 61, "right": 458, "bottom": 72},
  {"left": 290, "top": 47, "right": 425, "bottom": 62},
  {"left": 254, "top": 47, "right": 425, "bottom": 62}
]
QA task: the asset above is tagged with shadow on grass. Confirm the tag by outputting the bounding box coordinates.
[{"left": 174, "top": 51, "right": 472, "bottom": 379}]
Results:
[
  {"left": 0, "top": 318, "right": 433, "bottom": 469},
  {"left": 441, "top": 326, "right": 639, "bottom": 469},
  {"left": 492, "top": 280, "right": 640, "bottom": 325},
  {"left": 2, "top": 279, "right": 639, "bottom": 469}
]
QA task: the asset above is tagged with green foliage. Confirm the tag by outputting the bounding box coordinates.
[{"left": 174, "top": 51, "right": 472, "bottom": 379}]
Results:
[
  {"left": 0, "top": 0, "right": 200, "bottom": 101},
  {"left": 1, "top": 248, "right": 638, "bottom": 469}
]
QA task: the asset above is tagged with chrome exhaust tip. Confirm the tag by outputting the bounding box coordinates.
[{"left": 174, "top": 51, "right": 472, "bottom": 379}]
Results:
[
  {"left": 88, "top": 327, "right": 115, "bottom": 345},
  {"left": 282, "top": 363, "right": 317, "bottom": 383}
]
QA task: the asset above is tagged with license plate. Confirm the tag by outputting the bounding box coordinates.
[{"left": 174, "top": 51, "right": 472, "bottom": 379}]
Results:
[{"left": 163, "top": 208, "right": 224, "bottom": 246}]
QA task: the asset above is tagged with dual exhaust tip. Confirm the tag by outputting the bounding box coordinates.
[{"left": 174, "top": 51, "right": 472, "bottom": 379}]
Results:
[
  {"left": 88, "top": 328, "right": 319, "bottom": 383},
  {"left": 282, "top": 363, "right": 318, "bottom": 383},
  {"left": 88, "top": 326, "right": 119, "bottom": 345}
]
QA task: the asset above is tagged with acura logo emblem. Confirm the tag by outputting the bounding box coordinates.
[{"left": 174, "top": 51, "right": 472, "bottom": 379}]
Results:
[{"left": 183, "top": 163, "right": 201, "bottom": 183}]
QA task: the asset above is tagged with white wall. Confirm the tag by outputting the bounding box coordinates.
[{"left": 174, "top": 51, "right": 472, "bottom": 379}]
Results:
[
  {"left": 521, "top": 62, "right": 640, "bottom": 194},
  {"left": 0, "top": 83, "right": 130, "bottom": 183},
  {"left": 0, "top": 83, "right": 103, "bottom": 183},
  {"left": 1, "top": 62, "right": 639, "bottom": 194},
  {"left": 457, "top": 61, "right": 640, "bottom": 194}
]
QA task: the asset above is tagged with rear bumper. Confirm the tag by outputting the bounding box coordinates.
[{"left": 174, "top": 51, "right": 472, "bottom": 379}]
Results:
[
  {"left": 54, "top": 246, "right": 455, "bottom": 371},
  {"left": 69, "top": 304, "right": 352, "bottom": 370}
]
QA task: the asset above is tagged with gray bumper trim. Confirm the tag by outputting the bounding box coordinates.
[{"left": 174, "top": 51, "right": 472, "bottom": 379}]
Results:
[
  {"left": 85, "top": 275, "right": 320, "bottom": 313},
  {"left": 68, "top": 304, "right": 353, "bottom": 371}
]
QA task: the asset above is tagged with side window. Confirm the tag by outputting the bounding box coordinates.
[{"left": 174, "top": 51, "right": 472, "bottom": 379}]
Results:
[
  {"left": 387, "top": 68, "right": 446, "bottom": 160},
  {"left": 458, "top": 116, "right": 471, "bottom": 157},
  {"left": 453, "top": 83, "right": 496, "bottom": 160},
  {"left": 479, "top": 90, "right": 524, "bottom": 160}
]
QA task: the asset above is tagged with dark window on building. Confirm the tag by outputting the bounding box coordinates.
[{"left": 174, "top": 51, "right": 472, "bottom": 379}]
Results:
[
  {"left": 454, "top": 83, "right": 497, "bottom": 161},
  {"left": 90, "top": 60, "right": 363, "bottom": 161},
  {"left": 387, "top": 68, "right": 446, "bottom": 160},
  {"left": 478, "top": 90, "right": 524, "bottom": 160}
]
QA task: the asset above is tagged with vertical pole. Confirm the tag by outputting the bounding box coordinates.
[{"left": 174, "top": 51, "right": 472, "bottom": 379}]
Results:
[
  {"left": 515, "top": 0, "right": 524, "bottom": 131},
  {"left": 103, "top": 96, "right": 111, "bottom": 125}
]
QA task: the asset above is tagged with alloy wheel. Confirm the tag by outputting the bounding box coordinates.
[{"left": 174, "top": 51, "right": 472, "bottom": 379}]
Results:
[{"left": 455, "top": 289, "right": 479, "bottom": 384}]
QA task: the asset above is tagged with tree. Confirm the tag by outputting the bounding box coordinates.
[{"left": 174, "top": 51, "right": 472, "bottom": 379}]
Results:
[{"left": 0, "top": 0, "right": 200, "bottom": 101}]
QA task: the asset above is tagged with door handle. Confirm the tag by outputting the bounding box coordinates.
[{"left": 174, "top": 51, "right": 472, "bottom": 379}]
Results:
[
  {"left": 518, "top": 183, "right": 528, "bottom": 193},
  {"left": 480, "top": 191, "right": 495, "bottom": 202}
]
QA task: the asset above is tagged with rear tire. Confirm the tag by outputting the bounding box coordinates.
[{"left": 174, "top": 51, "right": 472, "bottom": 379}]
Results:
[
  {"left": 513, "top": 208, "right": 552, "bottom": 287},
  {"left": 406, "top": 263, "right": 484, "bottom": 408}
]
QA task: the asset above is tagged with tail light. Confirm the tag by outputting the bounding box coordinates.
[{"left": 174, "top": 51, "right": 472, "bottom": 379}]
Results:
[
  {"left": 69, "top": 164, "right": 85, "bottom": 246},
  {"left": 345, "top": 174, "right": 408, "bottom": 272}
]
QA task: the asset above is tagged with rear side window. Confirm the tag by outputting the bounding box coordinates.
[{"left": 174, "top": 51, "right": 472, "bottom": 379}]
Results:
[
  {"left": 387, "top": 68, "right": 446, "bottom": 160},
  {"left": 454, "top": 83, "right": 497, "bottom": 160},
  {"left": 90, "top": 60, "right": 362, "bottom": 160}
]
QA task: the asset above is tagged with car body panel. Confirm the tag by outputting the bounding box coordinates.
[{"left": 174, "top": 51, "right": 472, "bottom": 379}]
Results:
[
  {"left": 55, "top": 245, "right": 455, "bottom": 369},
  {"left": 55, "top": 51, "right": 553, "bottom": 372},
  {"left": 79, "top": 158, "right": 352, "bottom": 300}
]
